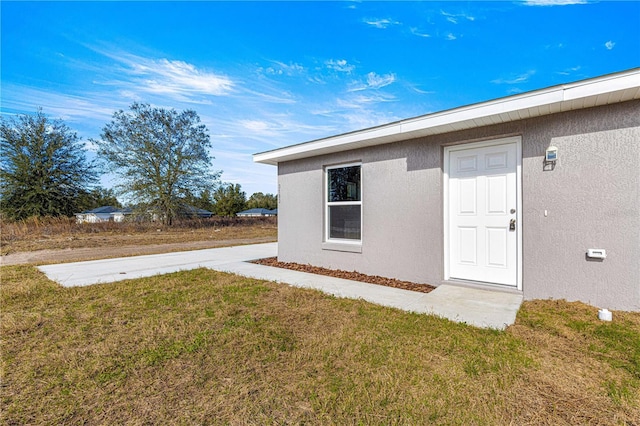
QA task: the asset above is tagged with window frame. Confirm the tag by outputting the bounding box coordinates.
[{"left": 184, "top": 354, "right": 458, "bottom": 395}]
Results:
[{"left": 324, "top": 162, "right": 362, "bottom": 245}]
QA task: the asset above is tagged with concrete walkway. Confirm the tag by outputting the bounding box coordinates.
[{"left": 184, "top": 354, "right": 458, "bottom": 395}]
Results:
[{"left": 38, "top": 242, "right": 523, "bottom": 330}]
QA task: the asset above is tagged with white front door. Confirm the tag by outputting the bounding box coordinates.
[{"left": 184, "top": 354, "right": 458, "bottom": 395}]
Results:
[{"left": 446, "top": 138, "right": 520, "bottom": 287}]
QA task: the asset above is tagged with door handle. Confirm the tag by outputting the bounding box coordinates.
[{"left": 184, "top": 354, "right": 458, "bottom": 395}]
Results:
[{"left": 509, "top": 219, "right": 516, "bottom": 231}]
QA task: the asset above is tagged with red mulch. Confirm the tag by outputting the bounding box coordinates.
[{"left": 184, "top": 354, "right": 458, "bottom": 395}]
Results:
[{"left": 252, "top": 257, "right": 435, "bottom": 294}]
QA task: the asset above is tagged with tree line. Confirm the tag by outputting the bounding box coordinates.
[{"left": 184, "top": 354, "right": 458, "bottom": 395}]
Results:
[{"left": 0, "top": 104, "right": 276, "bottom": 224}]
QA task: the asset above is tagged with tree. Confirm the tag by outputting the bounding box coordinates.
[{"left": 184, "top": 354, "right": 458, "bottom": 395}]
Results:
[
  {"left": 94, "top": 103, "right": 220, "bottom": 225},
  {"left": 77, "top": 186, "right": 122, "bottom": 211},
  {"left": 0, "top": 110, "right": 96, "bottom": 220},
  {"left": 196, "top": 189, "right": 215, "bottom": 213},
  {"left": 246, "top": 192, "right": 277, "bottom": 210},
  {"left": 182, "top": 188, "right": 215, "bottom": 213},
  {"left": 213, "top": 183, "right": 246, "bottom": 217}
]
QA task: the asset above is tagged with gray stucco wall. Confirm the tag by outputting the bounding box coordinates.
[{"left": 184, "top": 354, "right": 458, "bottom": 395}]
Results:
[{"left": 277, "top": 100, "right": 640, "bottom": 311}]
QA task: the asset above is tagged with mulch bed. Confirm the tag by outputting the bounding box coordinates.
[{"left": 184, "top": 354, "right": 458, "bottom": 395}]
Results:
[{"left": 252, "top": 257, "right": 435, "bottom": 294}]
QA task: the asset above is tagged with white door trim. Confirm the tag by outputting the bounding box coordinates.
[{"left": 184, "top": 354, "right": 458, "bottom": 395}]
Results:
[{"left": 443, "top": 136, "right": 522, "bottom": 291}]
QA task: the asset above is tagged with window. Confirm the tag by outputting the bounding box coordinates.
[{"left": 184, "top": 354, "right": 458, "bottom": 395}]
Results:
[{"left": 326, "top": 163, "right": 361, "bottom": 242}]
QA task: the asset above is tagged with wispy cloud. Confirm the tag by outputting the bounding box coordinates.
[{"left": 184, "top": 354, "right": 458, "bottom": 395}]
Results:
[
  {"left": 410, "top": 28, "right": 431, "bottom": 38},
  {"left": 241, "top": 88, "right": 297, "bottom": 105},
  {"left": 366, "top": 72, "right": 396, "bottom": 89},
  {"left": 90, "top": 45, "right": 308, "bottom": 109},
  {"left": 349, "top": 72, "right": 397, "bottom": 91},
  {"left": 363, "top": 18, "right": 401, "bottom": 29},
  {"left": 88, "top": 48, "right": 235, "bottom": 103},
  {"left": 258, "top": 61, "right": 305, "bottom": 77},
  {"left": 441, "top": 10, "right": 476, "bottom": 24},
  {"left": 522, "top": 0, "right": 587, "bottom": 6},
  {"left": 446, "top": 33, "right": 457, "bottom": 41},
  {"left": 240, "top": 120, "right": 273, "bottom": 134},
  {"left": 308, "top": 87, "right": 404, "bottom": 135},
  {"left": 605, "top": 40, "right": 615, "bottom": 50},
  {"left": 336, "top": 93, "right": 396, "bottom": 109},
  {"left": 556, "top": 66, "right": 581, "bottom": 75},
  {"left": 339, "top": 109, "right": 401, "bottom": 132},
  {"left": 1, "top": 84, "right": 119, "bottom": 129},
  {"left": 544, "top": 43, "right": 565, "bottom": 50},
  {"left": 491, "top": 70, "right": 536, "bottom": 84},
  {"left": 326, "top": 59, "right": 355, "bottom": 74},
  {"left": 218, "top": 161, "right": 277, "bottom": 189},
  {"left": 311, "top": 102, "right": 402, "bottom": 133},
  {"left": 235, "top": 114, "right": 336, "bottom": 143},
  {"left": 344, "top": 0, "right": 361, "bottom": 11},
  {"left": 411, "top": 86, "right": 435, "bottom": 95},
  {"left": 130, "top": 58, "right": 234, "bottom": 95}
]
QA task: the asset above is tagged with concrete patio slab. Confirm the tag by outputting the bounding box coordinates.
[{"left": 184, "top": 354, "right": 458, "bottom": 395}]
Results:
[
  {"left": 409, "top": 285, "right": 522, "bottom": 329},
  {"left": 38, "top": 243, "right": 278, "bottom": 287},
  {"left": 38, "top": 243, "right": 522, "bottom": 329}
]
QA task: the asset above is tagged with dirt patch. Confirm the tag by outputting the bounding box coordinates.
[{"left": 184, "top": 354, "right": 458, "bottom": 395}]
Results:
[
  {"left": 253, "top": 257, "right": 435, "bottom": 294},
  {"left": 0, "top": 237, "right": 276, "bottom": 266}
]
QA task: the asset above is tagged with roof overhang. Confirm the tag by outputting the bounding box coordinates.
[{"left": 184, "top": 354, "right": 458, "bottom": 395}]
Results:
[{"left": 254, "top": 68, "right": 640, "bottom": 166}]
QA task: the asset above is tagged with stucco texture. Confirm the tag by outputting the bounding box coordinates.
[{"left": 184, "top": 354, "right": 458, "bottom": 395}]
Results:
[{"left": 277, "top": 100, "right": 640, "bottom": 311}]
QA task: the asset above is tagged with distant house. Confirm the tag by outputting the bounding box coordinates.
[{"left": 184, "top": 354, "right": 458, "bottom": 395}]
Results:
[
  {"left": 146, "top": 205, "right": 214, "bottom": 221},
  {"left": 236, "top": 208, "right": 278, "bottom": 217},
  {"left": 180, "top": 205, "right": 214, "bottom": 218},
  {"left": 75, "top": 206, "right": 132, "bottom": 223},
  {"left": 254, "top": 69, "right": 640, "bottom": 312}
]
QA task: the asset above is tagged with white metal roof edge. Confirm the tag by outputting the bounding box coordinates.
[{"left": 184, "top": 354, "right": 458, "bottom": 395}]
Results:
[{"left": 254, "top": 68, "right": 640, "bottom": 165}]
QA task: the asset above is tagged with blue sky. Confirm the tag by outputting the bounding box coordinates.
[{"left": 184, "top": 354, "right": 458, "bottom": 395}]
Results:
[{"left": 2, "top": 1, "right": 639, "bottom": 196}]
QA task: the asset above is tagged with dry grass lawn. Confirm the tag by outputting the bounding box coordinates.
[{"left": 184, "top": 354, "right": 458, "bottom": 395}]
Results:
[
  {"left": 1, "top": 265, "right": 638, "bottom": 424},
  {"left": 0, "top": 216, "right": 277, "bottom": 256}
]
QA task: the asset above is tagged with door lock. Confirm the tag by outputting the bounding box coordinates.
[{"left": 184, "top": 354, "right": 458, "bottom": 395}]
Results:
[{"left": 509, "top": 219, "right": 516, "bottom": 231}]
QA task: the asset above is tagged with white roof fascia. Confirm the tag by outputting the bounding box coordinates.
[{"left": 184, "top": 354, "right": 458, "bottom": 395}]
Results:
[
  {"left": 563, "top": 71, "right": 639, "bottom": 101},
  {"left": 254, "top": 69, "right": 640, "bottom": 166},
  {"left": 399, "top": 89, "right": 562, "bottom": 134}
]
